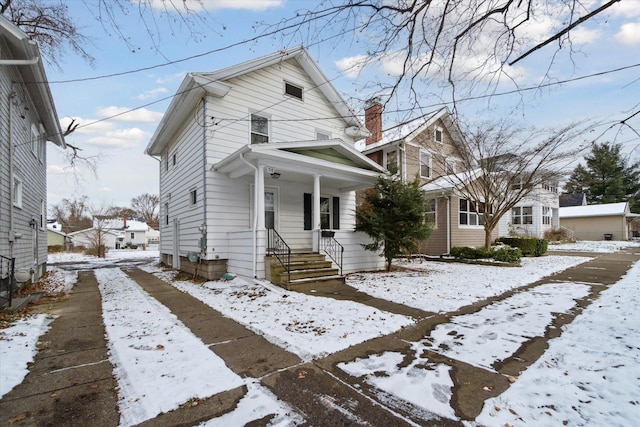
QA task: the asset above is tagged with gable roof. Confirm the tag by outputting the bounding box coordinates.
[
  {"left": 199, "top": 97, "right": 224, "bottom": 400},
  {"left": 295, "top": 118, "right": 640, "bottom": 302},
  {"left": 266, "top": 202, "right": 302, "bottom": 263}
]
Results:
[
  {"left": 0, "top": 15, "right": 65, "bottom": 148},
  {"left": 559, "top": 202, "right": 629, "bottom": 218},
  {"left": 145, "top": 46, "right": 368, "bottom": 156},
  {"left": 361, "top": 107, "right": 465, "bottom": 153},
  {"left": 214, "top": 138, "right": 385, "bottom": 191},
  {"left": 559, "top": 193, "right": 587, "bottom": 207},
  {"left": 420, "top": 168, "right": 482, "bottom": 194}
]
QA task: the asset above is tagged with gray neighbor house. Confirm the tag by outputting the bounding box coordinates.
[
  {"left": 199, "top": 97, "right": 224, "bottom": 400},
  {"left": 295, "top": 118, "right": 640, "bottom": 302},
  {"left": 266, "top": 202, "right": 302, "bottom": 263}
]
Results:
[{"left": 0, "top": 15, "right": 65, "bottom": 303}]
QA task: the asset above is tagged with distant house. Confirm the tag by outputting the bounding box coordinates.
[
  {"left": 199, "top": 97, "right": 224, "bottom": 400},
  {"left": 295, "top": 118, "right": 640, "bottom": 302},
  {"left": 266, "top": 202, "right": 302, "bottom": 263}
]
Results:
[
  {"left": 559, "top": 193, "right": 587, "bottom": 207},
  {"left": 145, "top": 47, "right": 386, "bottom": 281},
  {"left": 46, "top": 222, "right": 69, "bottom": 249},
  {"left": 361, "top": 102, "right": 495, "bottom": 255},
  {"left": 69, "top": 216, "right": 153, "bottom": 250},
  {"left": 0, "top": 15, "right": 66, "bottom": 285},
  {"left": 560, "top": 202, "right": 633, "bottom": 241},
  {"left": 498, "top": 180, "right": 560, "bottom": 239},
  {"left": 69, "top": 228, "right": 119, "bottom": 250}
]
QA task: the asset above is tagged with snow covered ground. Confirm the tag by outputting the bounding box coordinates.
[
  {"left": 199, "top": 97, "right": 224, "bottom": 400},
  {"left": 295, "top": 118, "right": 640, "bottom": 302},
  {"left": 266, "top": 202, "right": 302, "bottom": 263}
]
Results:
[
  {"left": 1, "top": 241, "right": 639, "bottom": 425},
  {"left": 548, "top": 239, "right": 640, "bottom": 253}
]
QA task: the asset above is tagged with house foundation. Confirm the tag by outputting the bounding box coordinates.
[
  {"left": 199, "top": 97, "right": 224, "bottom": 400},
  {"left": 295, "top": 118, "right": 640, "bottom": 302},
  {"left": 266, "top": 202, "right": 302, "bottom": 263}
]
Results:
[{"left": 160, "top": 253, "right": 228, "bottom": 280}]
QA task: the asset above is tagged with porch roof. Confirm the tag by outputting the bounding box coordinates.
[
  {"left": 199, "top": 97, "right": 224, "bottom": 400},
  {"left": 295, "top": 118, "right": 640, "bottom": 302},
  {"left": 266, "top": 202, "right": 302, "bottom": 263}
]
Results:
[{"left": 213, "top": 139, "right": 386, "bottom": 191}]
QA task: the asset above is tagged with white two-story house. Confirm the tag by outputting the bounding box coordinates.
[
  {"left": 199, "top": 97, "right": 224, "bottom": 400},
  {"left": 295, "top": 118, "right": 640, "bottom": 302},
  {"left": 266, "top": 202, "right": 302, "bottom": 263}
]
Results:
[
  {"left": 0, "top": 15, "right": 65, "bottom": 293},
  {"left": 145, "top": 47, "right": 387, "bottom": 281}
]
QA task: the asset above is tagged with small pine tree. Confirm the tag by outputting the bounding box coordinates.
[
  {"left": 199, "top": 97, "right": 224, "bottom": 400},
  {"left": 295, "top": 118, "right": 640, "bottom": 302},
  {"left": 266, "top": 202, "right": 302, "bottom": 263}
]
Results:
[{"left": 356, "top": 174, "right": 432, "bottom": 271}]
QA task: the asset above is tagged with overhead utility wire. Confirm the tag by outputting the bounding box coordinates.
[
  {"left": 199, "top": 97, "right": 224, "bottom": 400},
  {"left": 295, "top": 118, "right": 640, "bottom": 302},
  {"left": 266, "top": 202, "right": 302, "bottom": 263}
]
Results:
[
  {"left": 61, "top": 60, "right": 640, "bottom": 140},
  {"left": 46, "top": 7, "right": 354, "bottom": 84}
]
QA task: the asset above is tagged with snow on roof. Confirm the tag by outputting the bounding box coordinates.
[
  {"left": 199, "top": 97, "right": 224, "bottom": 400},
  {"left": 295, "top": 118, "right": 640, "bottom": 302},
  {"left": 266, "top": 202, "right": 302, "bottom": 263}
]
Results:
[
  {"left": 421, "top": 169, "right": 482, "bottom": 193},
  {"left": 559, "top": 202, "right": 629, "bottom": 218}
]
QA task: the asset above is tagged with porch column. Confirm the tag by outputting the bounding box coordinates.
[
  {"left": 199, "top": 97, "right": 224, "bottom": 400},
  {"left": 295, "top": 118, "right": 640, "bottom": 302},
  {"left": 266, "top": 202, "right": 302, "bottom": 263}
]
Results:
[
  {"left": 256, "top": 164, "right": 265, "bottom": 230},
  {"left": 313, "top": 174, "right": 321, "bottom": 251}
]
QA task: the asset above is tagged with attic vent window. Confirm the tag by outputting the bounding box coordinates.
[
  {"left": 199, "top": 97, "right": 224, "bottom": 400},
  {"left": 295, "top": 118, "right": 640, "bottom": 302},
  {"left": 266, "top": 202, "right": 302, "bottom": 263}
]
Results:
[
  {"left": 435, "top": 126, "right": 444, "bottom": 143},
  {"left": 285, "top": 82, "right": 303, "bottom": 100}
]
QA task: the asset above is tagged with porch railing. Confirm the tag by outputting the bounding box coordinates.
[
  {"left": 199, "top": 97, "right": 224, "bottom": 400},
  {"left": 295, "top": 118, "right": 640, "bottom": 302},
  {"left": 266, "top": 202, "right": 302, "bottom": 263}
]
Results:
[
  {"left": 319, "top": 230, "right": 344, "bottom": 275},
  {"left": 0, "top": 255, "right": 15, "bottom": 308},
  {"left": 267, "top": 228, "right": 291, "bottom": 283}
]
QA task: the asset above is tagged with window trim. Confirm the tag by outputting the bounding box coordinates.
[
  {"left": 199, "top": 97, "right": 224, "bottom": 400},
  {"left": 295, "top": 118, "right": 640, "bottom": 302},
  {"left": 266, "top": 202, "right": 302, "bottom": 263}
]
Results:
[
  {"left": 542, "top": 206, "right": 552, "bottom": 225},
  {"left": 425, "top": 198, "right": 437, "bottom": 228},
  {"left": 12, "top": 176, "right": 23, "bottom": 209},
  {"left": 459, "top": 198, "right": 486, "bottom": 228},
  {"left": 434, "top": 126, "right": 444, "bottom": 143},
  {"left": 40, "top": 199, "right": 45, "bottom": 230},
  {"left": 164, "top": 202, "right": 169, "bottom": 226},
  {"left": 250, "top": 113, "right": 269, "bottom": 144},
  {"left": 385, "top": 149, "right": 399, "bottom": 174},
  {"left": 284, "top": 81, "right": 304, "bottom": 101},
  {"left": 316, "top": 131, "right": 330, "bottom": 140},
  {"left": 420, "top": 149, "right": 432, "bottom": 178},
  {"left": 512, "top": 205, "right": 533, "bottom": 225},
  {"left": 189, "top": 188, "right": 197, "bottom": 206}
]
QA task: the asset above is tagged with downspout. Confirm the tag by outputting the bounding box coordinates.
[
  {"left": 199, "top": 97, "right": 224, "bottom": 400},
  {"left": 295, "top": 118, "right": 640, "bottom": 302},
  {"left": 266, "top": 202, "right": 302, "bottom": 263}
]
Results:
[
  {"left": 7, "top": 92, "right": 16, "bottom": 258},
  {"left": 239, "top": 153, "right": 258, "bottom": 278},
  {"left": 446, "top": 194, "right": 451, "bottom": 254},
  {"left": 201, "top": 98, "right": 207, "bottom": 258}
]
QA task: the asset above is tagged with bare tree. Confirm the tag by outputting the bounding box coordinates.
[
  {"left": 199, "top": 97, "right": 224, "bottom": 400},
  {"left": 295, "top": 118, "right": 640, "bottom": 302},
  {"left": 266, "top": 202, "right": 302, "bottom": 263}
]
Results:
[
  {"left": 131, "top": 193, "right": 159, "bottom": 229},
  {"left": 87, "top": 209, "right": 111, "bottom": 258},
  {"left": 1, "top": 0, "right": 222, "bottom": 68},
  {"left": 1, "top": 0, "right": 94, "bottom": 68},
  {"left": 51, "top": 196, "right": 92, "bottom": 233},
  {"left": 270, "top": 1, "right": 635, "bottom": 134},
  {"left": 441, "top": 119, "right": 588, "bottom": 248}
]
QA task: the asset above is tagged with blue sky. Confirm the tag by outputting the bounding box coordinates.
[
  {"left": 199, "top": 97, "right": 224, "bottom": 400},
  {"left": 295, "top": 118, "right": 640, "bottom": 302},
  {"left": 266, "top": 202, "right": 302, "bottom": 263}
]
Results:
[{"left": 44, "top": 0, "right": 640, "bottom": 211}]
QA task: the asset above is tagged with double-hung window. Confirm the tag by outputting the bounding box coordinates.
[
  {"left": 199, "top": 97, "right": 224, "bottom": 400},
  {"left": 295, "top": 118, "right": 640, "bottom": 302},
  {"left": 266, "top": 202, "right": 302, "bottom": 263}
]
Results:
[
  {"left": 512, "top": 206, "right": 533, "bottom": 225},
  {"left": 251, "top": 114, "right": 269, "bottom": 144},
  {"left": 434, "top": 126, "right": 443, "bottom": 143},
  {"left": 420, "top": 150, "right": 431, "bottom": 178},
  {"left": 12, "top": 176, "right": 23, "bottom": 208},
  {"left": 386, "top": 150, "right": 398, "bottom": 174},
  {"left": 542, "top": 206, "right": 552, "bottom": 225},
  {"left": 425, "top": 198, "right": 437, "bottom": 225}
]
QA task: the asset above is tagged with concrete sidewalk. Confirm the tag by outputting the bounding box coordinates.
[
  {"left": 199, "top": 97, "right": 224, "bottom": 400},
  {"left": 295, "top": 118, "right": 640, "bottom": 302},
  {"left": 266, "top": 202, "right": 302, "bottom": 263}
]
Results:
[{"left": 1, "top": 247, "right": 638, "bottom": 425}]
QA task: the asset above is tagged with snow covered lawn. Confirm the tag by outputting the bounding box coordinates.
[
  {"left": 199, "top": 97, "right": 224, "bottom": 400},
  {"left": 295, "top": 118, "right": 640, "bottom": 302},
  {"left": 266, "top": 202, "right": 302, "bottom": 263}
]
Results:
[
  {"left": 140, "top": 267, "right": 414, "bottom": 361},
  {"left": 346, "top": 255, "right": 592, "bottom": 313},
  {"left": 2, "top": 242, "right": 639, "bottom": 425}
]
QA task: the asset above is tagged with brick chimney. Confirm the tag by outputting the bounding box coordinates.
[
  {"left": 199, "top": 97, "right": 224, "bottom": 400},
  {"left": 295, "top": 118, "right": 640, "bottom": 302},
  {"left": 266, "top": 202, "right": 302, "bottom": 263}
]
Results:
[
  {"left": 364, "top": 98, "right": 383, "bottom": 145},
  {"left": 123, "top": 213, "right": 127, "bottom": 229}
]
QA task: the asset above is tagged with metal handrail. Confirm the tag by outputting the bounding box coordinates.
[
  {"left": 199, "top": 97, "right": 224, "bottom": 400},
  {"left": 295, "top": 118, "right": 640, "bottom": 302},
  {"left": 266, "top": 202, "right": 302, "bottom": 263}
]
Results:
[
  {"left": 267, "top": 228, "right": 291, "bottom": 283},
  {"left": 0, "top": 255, "right": 15, "bottom": 308},
  {"left": 319, "top": 230, "right": 344, "bottom": 275}
]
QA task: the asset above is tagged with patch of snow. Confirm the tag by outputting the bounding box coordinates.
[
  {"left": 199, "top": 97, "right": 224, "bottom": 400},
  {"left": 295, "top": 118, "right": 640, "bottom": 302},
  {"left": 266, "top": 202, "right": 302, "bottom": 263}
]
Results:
[
  {"left": 95, "top": 267, "right": 244, "bottom": 426},
  {"left": 475, "top": 261, "right": 640, "bottom": 426},
  {"left": 548, "top": 240, "right": 640, "bottom": 253},
  {"left": 0, "top": 314, "right": 56, "bottom": 398},
  {"left": 347, "top": 256, "right": 591, "bottom": 313}
]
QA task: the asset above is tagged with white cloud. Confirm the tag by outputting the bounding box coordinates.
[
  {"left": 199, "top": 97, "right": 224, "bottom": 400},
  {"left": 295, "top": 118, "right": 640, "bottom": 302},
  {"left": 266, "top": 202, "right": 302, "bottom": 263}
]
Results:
[
  {"left": 85, "top": 128, "right": 148, "bottom": 149},
  {"left": 335, "top": 54, "right": 370, "bottom": 78},
  {"left": 569, "top": 26, "right": 602, "bottom": 44},
  {"left": 147, "top": 0, "right": 284, "bottom": 12},
  {"left": 154, "top": 72, "right": 186, "bottom": 85},
  {"left": 610, "top": 1, "right": 640, "bottom": 18},
  {"left": 134, "top": 87, "right": 169, "bottom": 100},
  {"left": 616, "top": 21, "right": 640, "bottom": 46},
  {"left": 60, "top": 116, "right": 116, "bottom": 135},
  {"left": 95, "top": 106, "right": 164, "bottom": 123},
  {"left": 47, "top": 165, "right": 71, "bottom": 175}
]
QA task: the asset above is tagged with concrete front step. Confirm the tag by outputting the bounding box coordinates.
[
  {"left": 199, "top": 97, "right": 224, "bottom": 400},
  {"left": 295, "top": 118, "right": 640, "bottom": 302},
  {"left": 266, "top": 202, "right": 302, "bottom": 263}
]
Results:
[
  {"left": 279, "top": 267, "right": 340, "bottom": 282},
  {"left": 285, "top": 275, "right": 346, "bottom": 290},
  {"left": 266, "top": 252, "right": 345, "bottom": 289}
]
